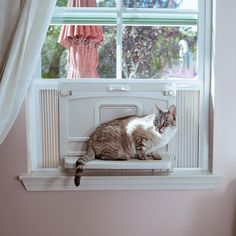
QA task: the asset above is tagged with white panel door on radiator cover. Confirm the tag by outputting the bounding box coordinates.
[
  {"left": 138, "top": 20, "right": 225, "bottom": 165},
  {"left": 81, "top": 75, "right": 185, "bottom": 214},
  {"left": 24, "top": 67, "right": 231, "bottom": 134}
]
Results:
[{"left": 59, "top": 81, "right": 176, "bottom": 160}]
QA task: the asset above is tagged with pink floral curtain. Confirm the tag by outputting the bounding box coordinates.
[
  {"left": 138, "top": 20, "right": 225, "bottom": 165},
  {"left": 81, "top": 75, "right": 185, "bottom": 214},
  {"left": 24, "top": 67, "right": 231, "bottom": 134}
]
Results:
[{"left": 58, "top": 0, "right": 103, "bottom": 79}]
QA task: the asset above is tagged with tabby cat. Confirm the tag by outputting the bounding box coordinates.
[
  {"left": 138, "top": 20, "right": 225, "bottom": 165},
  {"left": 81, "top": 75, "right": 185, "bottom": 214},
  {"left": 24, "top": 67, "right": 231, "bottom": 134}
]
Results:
[{"left": 74, "top": 104, "right": 177, "bottom": 186}]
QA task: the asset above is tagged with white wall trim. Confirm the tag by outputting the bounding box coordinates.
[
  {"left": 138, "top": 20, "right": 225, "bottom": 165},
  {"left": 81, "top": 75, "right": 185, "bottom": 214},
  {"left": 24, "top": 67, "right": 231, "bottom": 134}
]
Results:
[{"left": 19, "top": 170, "right": 221, "bottom": 191}]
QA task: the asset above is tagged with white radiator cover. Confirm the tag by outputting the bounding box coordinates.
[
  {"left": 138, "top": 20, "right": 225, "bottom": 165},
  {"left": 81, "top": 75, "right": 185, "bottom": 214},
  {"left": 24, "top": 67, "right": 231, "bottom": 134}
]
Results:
[
  {"left": 39, "top": 90, "right": 59, "bottom": 168},
  {"left": 175, "top": 90, "right": 200, "bottom": 168},
  {"left": 38, "top": 89, "right": 200, "bottom": 169}
]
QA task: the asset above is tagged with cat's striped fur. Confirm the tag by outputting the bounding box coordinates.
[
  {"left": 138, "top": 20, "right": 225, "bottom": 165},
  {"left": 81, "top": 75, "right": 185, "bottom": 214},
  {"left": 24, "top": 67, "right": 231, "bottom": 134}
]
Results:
[{"left": 74, "top": 105, "right": 176, "bottom": 186}]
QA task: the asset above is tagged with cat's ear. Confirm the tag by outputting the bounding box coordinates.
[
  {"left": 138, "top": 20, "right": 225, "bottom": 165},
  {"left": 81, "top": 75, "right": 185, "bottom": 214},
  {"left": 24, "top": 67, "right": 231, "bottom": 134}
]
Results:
[
  {"left": 154, "top": 104, "right": 163, "bottom": 114},
  {"left": 168, "top": 105, "right": 176, "bottom": 118}
]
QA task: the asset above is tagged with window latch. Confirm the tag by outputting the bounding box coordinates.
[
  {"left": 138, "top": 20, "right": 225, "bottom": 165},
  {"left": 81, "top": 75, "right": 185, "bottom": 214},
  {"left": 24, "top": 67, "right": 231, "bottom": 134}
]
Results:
[{"left": 163, "top": 90, "right": 175, "bottom": 96}]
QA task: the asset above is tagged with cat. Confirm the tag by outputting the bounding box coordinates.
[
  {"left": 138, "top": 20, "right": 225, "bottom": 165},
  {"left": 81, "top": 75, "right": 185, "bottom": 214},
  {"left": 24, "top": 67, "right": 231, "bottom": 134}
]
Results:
[{"left": 74, "top": 104, "right": 177, "bottom": 186}]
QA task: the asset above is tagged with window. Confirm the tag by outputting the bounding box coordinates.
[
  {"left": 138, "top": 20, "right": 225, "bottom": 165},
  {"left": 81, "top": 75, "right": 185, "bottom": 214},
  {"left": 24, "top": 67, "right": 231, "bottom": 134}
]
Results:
[
  {"left": 42, "top": 1, "right": 198, "bottom": 80},
  {"left": 20, "top": 0, "right": 221, "bottom": 191}
]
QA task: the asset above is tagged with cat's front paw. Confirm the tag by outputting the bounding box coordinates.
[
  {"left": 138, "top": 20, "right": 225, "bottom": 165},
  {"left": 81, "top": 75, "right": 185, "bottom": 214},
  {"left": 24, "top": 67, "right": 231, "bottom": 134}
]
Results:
[
  {"left": 153, "top": 154, "right": 162, "bottom": 160},
  {"left": 148, "top": 153, "right": 162, "bottom": 160},
  {"left": 138, "top": 154, "right": 149, "bottom": 160}
]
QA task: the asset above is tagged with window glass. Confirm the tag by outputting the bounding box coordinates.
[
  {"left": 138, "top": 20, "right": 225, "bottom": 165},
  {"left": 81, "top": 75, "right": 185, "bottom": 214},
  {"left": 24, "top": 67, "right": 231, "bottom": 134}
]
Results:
[
  {"left": 56, "top": 0, "right": 116, "bottom": 7},
  {"left": 56, "top": 0, "right": 197, "bottom": 9},
  {"left": 122, "top": 26, "right": 197, "bottom": 79},
  {"left": 122, "top": 0, "right": 198, "bottom": 9},
  {"left": 41, "top": 25, "right": 116, "bottom": 79},
  {"left": 42, "top": 26, "right": 66, "bottom": 78},
  {"left": 45, "top": 0, "right": 198, "bottom": 79}
]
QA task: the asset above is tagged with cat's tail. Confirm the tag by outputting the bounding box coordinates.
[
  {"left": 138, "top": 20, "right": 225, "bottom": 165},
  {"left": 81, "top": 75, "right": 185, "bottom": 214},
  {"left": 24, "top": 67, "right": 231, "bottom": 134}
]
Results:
[{"left": 74, "top": 144, "right": 95, "bottom": 187}]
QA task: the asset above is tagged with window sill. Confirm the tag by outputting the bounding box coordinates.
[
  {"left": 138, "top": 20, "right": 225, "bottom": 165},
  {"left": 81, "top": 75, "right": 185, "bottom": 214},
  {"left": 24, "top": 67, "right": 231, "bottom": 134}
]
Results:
[{"left": 19, "top": 169, "right": 221, "bottom": 191}]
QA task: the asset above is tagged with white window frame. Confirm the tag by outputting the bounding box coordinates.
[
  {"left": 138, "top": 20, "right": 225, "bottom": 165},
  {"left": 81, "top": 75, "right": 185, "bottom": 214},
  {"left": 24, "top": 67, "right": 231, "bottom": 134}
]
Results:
[{"left": 19, "top": 0, "right": 221, "bottom": 191}]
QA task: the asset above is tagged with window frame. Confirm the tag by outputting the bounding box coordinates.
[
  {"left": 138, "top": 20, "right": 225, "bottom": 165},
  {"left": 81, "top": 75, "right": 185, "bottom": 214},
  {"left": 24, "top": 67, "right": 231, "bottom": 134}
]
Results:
[
  {"left": 50, "top": 5, "right": 199, "bottom": 80},
  {"left": 19, "top": 0, "right": 222, "bottom": 191}
]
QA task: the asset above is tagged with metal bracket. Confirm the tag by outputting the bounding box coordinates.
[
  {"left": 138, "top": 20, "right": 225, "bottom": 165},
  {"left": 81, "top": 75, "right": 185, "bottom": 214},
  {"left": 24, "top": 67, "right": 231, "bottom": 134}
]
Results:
[
  {"left": 60, "top": 89, "right": 72, "bottom": 97},
  {"left": 163, "top": 90, "right": 176, "bottom": 96}
]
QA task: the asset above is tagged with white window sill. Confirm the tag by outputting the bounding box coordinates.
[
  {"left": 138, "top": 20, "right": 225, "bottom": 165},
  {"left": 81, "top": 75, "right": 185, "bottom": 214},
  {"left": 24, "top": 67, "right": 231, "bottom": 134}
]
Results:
[{"left": 19, "top": 169, "right": 221, "bottom": 191}]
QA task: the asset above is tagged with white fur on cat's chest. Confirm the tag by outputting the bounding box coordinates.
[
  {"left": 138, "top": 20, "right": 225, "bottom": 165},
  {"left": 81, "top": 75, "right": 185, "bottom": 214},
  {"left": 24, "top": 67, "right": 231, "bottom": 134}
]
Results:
[
  {"left": 126, "top": 115, "right": 155, "bottom": 136},
  {"left": 146, "top": 126, "right": 176, "bottom": 154},
  {"left": 151, "top": 126, "right": 176, "bottom": 149},
  {"left": 126, "top": 114, "right": 176, "bottom": 152}
]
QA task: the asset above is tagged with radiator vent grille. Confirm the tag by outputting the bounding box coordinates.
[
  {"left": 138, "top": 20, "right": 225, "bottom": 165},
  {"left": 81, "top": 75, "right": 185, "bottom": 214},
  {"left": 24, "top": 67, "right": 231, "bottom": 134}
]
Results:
[
  {"left": 175, "top": 90, "right": 200, "bottom": 168},
  {"left": 40, "top": 90, "right": 59, "bottom": 168}
]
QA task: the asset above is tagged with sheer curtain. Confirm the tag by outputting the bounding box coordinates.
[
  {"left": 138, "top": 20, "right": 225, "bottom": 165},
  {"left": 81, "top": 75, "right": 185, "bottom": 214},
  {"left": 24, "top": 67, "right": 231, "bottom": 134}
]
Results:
[
  {"left": 0, "top": 0, "right": 21, "bottom": 78},
  {"left": 0, "top": 0, "right": 56, "bottom": 145}
]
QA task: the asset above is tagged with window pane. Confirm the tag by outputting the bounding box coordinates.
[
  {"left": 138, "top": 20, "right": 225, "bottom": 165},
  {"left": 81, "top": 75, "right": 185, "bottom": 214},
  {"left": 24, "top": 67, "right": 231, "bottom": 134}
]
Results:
[
  {"left": 122, "top": 0, "right": 198, "bottom": 9},
  {"left": 41, "top": 25, "right": 116, "bottom": 79},
  {"left": 41, "top": 26, "right": 67, "bottom": 78},
  {"left": 97, "top": 27, "right": 117, "bottom": 78},
  {"left": 56, "top": 0, "right": 116, "bottom": 7},
  {"left": 122, "top": 26, "right": 197, "bottom": 79}
]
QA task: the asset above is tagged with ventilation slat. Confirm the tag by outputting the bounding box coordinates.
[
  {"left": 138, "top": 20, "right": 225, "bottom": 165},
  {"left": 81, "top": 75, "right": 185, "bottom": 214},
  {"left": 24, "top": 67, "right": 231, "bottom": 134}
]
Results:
[
  {"left": 40, "top": 90, "right": 59, "bottom": 168},
  {"left": 175, "top": 90, "right": 199, "bottom": 168}
]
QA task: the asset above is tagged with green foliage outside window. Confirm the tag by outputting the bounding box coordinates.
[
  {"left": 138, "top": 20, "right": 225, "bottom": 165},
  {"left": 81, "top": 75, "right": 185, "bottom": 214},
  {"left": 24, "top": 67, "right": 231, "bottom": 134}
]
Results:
[{"left": 41, "top": 0, "right": 197, "bottom": 79}]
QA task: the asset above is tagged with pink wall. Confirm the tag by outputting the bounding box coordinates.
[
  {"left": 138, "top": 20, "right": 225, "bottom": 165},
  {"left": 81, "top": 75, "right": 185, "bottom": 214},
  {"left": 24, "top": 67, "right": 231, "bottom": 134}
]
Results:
[{"left": 1, "top": 1, "right": 236, "bottom": 236}]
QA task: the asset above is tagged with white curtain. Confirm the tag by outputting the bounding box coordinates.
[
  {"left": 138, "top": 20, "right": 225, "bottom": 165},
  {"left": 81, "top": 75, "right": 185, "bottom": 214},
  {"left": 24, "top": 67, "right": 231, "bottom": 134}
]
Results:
[
  {"left": 0, "top": 0, "right": 21, "bottom": 77},
  {"left": 0, "top": 0, "right": 56, "bottom": 144}
]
